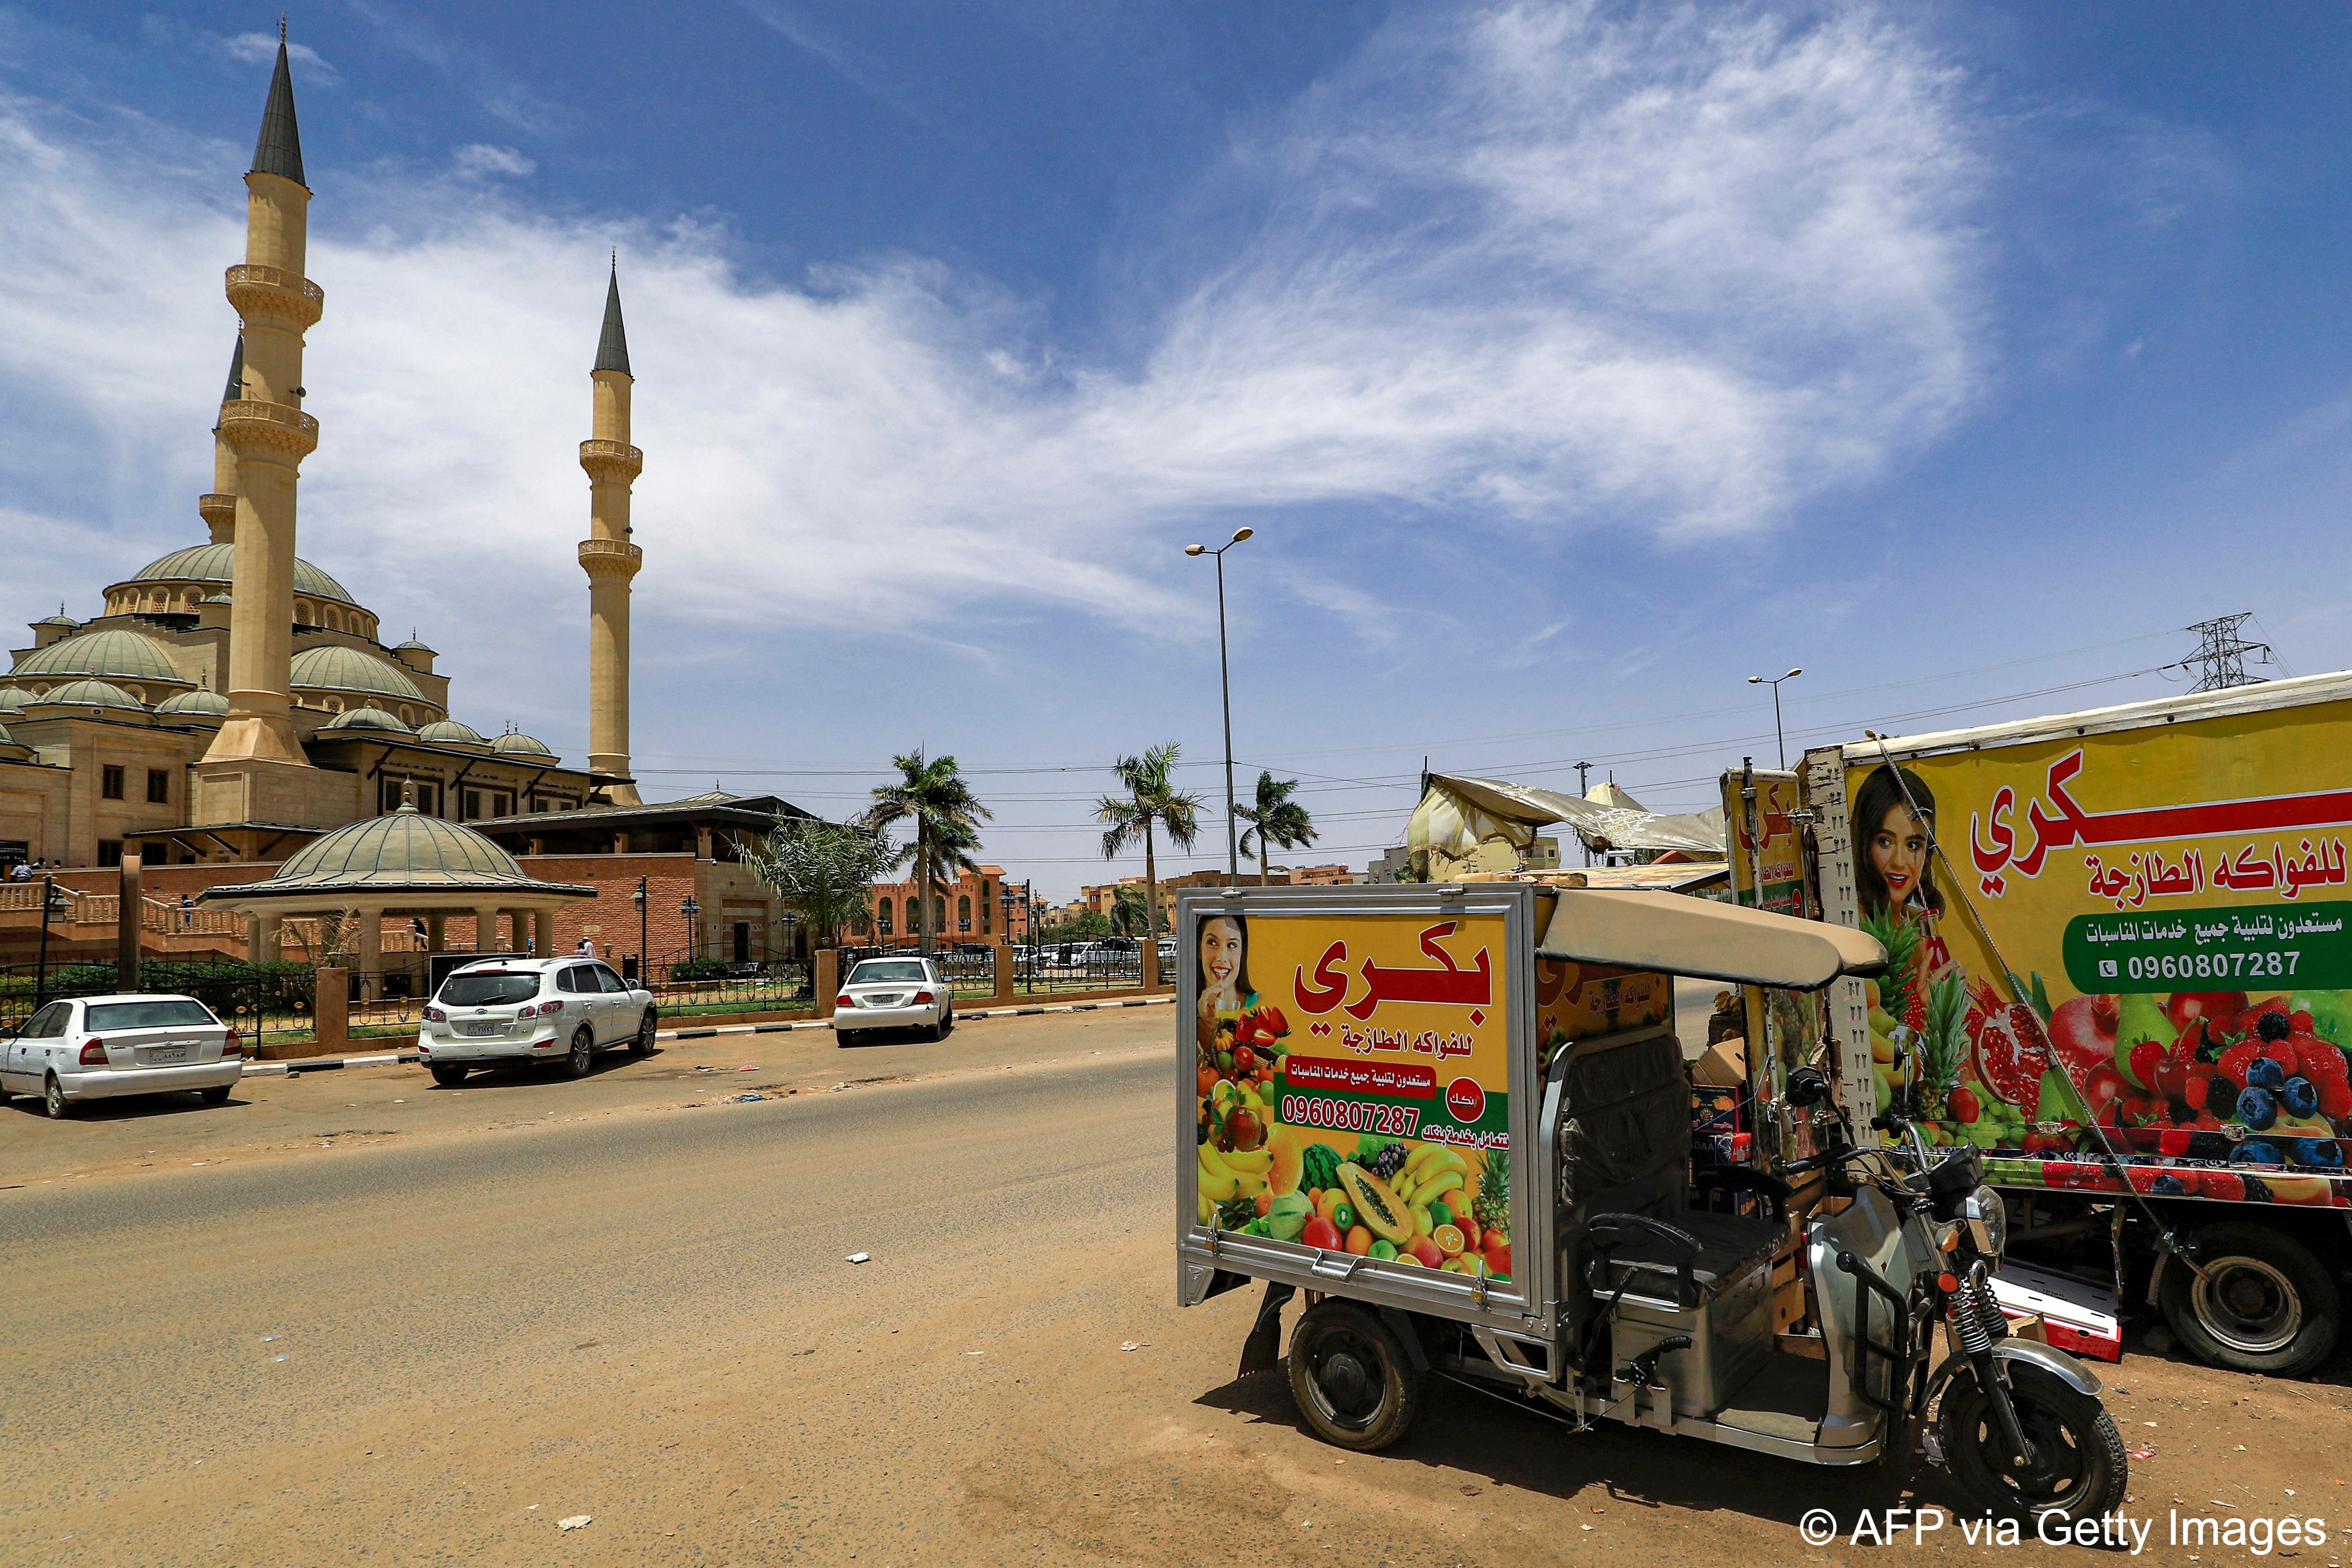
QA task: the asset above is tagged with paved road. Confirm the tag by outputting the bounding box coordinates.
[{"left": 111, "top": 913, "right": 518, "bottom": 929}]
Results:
[{"left": 3, "top": 1010, "right": 2339, "bottom": 1566}]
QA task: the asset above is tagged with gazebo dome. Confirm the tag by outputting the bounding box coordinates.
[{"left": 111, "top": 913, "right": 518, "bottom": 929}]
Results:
[
  {"left": 416, "top": 718, "right": 486, "bottom": 747},
  {"left": 290, "top": 645, "right": 424, "bottom": 704},
  {"left": 37, "top": 678, "right": 145, "bottom": 712},
  {"left": 157, "top": 686, "right": 232, "bottom": 717},
  {"left": 492, "top": 731, "right": 554, "bottom": 758},
  {"left": 11, "top": 627, "right": 185, "bottom": 686},
  {"left": 321, "top": 705, "right": 413, "bottom": 734},
  {"left": 204, "top": 805, "right": 596, "bottom": 900}
]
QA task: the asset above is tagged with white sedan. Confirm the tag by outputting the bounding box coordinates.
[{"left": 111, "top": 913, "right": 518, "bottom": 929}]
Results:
[
  {"left": 1, "top": 993, "right": 245, "bottom": 1120},
  {"left": 832, "top": 957, "right": 954, "bottom": 1044}
]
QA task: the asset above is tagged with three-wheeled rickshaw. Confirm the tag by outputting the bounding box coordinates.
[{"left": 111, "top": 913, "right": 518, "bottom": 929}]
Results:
[{"left": 1175, "top": 882, "right": 2128, "bottom": 1522}]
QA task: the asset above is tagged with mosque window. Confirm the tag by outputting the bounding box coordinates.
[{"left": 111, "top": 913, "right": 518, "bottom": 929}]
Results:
[
  {"left": 102, "top": 766, "right": 126, "bottom": 800},
  {"left": 97, "top": 841, "right": 123, "bottom": 868},
  {"left": 464, "top": 790, "right": 481, "bottom": 820},
  {"left": 146, "top": 769, "right": 170, "bottom": 804}
]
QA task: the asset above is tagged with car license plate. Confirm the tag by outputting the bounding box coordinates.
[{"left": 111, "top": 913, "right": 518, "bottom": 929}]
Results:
[
  {"left": 463, "top": 1022, "right": 505, "bottom": 1037},
  {"left": 149, "top": 1046, "right": 188, "bottom": 1064}
]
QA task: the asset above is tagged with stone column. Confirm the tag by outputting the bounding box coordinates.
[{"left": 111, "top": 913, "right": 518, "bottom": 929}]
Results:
[
  {"left": 357, "top": 908, "right": 382, "bottom": 1001},
  {"left": 426, "top": 914, "right": 445, "bottom": 953},
  {"left": 533, "top": 909, "right": 551, "bottom": 956},
  {"left": 116, "top": 851, "right": 144, "bottom": 991},
  {"left": 994, "top": 935, "right": 1014, "bottom": 1005},
  {"left": 816, "top": 948, "right": 838, "bottom": 1018},
  {"left": 248, "top": 911, "right": 280, "bottom": 965},
  {"left": 473, "top": 906, "right": 500, "bottom": 955},
  {"left": 313, "top": 964, "right": 348, "bottom": 1054},
  {"left": 1142, "top": 937, "right": 1161, "bottom": 991}
]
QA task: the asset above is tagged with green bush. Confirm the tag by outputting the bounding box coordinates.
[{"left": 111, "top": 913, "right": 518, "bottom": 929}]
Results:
[{"left": 669, "top": 957, "right": 733, "bottom": 982}]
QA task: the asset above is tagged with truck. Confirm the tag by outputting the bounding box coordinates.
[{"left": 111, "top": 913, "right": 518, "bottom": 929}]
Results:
[{"left": 1760, "top": 672, "right": 2352, "bottom": 1376}]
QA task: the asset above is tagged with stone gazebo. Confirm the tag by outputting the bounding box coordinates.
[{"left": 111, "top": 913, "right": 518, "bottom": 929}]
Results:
[{"left": 201, "top": 803, "right": 597, "bottom": 998}]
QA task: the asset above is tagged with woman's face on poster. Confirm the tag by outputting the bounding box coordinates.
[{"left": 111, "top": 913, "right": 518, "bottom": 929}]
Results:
[
  {"left": 1870, "top": 802, "right": 1929, "bottom": 906},
  {"left": 1200, "top": 917, "right": 1242, "bottom": 991}
]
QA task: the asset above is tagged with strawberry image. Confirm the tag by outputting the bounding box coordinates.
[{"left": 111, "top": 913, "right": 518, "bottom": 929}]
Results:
[
  {"left": 2293, "top": 1034, "right": 2346, "bottom": 1080},
  {"left": 2201, "top": 1171, "right": 2246, "bottom": 1202},
  {"left": 2218, "top": 1039, "right": 2262, "bottom": 1091},
  {"left": 2319, "top": 1076, "right": 2352, "bottom": 1122}
]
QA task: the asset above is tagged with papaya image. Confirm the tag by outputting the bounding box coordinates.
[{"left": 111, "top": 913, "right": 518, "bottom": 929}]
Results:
[{"left": 1337, "top": 1162, "right": 1414, "bottom": 1245}]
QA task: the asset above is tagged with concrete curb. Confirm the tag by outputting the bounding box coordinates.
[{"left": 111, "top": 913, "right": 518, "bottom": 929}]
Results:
[{"left": 236, "top": 995, "right": 1174, "bottom": 1075}]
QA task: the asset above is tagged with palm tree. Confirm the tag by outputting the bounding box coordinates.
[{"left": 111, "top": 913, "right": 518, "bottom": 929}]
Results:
[
  {"left": 864, "top": 749, "right": 993, "bottom": 956},
  {"left": 1235, "top": 770, "right": 1317, "bottom": 886},
  {"left": 1095, "top": 742, "right": 1201, "bottom": 943}
]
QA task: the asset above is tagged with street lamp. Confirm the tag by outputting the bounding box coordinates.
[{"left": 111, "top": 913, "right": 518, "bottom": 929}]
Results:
[
  {"left": 679, "top": 895, "right": 701, "bottom": 963},
  {"left": 1185, "top": 527, "right": 1254, "bottom": 881},
  {"left": 630, "top": 876, "right": 647, "bottom": 982},
  {"left": 1747, "top": 667, "right": 1803, "bottom": 770}
]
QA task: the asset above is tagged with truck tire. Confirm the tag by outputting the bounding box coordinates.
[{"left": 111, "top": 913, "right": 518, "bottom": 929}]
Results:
[
  {"left": 2161, "top": 1222, "right": 2339, "bottom": 1376},
  {"left": 431, "top": 1064, "right": 469, "bottom": 1087},
  {"left": 1286, "top": 1299, "right": 1421, "bottom": 1452}
]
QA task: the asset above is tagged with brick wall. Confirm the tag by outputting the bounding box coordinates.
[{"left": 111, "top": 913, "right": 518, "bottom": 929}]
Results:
[{"left": 516, "top": 853, "right": 700, "bottom": 965}]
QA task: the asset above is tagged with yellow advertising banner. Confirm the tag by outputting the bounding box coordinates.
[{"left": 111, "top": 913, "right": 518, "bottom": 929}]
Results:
[
  {"left": 1846, "top": 698, "right": 2352, "bottom": 1204},
  {"left": 1190, "top": 910, "right": 1515, "bottom": 1280}
]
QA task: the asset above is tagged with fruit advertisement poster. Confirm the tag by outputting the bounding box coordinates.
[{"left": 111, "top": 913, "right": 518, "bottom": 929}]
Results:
[
  {"left": 1192, "top": 909, "right": 1516, "bottom": 1285},
  {"left": 1729, "top": 768, "right": 1807, "bottom": 918},
  {"left": 1842, "top": 697, "right": 2352, "bottom": 1206}
]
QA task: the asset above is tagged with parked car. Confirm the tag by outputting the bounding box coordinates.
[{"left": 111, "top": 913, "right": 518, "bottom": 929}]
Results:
[
  {"left": 1, "top": 993, "right": 244, "bottom": 1120},
  {"left": 416, "top": 956, "right": 656, "bottom": 1086},
  {"left": 833, "top": 956, "right": 953, "bottom": 1044}
]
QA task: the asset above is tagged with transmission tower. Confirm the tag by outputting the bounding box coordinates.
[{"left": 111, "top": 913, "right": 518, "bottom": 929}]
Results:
[{"left": 2179, "top": 613, "right": 2274, "bottom": 692}]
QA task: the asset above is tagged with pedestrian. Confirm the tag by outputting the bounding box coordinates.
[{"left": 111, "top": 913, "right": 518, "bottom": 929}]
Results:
[
  {"left": 577, "top": 936, "right": 597, "bottom": 959},
  {"left": 179, "top": 891, "right": 195, "bottom": 930}
]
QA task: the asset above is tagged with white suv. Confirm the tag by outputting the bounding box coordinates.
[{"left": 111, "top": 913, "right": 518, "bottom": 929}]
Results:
[
  {"left": 832, "top": 957, "right": 953, "bottom": 1043},
  {"left": 2, "top": 993, "right": 244, "bottom": 1119},
  {"left": 417, "top": 957, "right": 655, "bottom": 1086}
]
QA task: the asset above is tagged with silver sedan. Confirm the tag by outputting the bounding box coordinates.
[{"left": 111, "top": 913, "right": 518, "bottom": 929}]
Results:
[{"left": 1, "top": 993, "right": 244, "bottom": 1119}]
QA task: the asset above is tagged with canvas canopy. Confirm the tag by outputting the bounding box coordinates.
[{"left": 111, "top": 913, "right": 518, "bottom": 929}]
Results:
[
  {"left": 1537, "top": 888, "right": 1886, "bottom": 991},
  {"left": 1408, "top": 774, "right": 1726, "bottom": 880}
]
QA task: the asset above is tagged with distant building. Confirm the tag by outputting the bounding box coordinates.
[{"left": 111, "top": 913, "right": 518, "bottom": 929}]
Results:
[
  {"left": 866, "top": 863, "right": 1023, "bottom": 945},
  {"left": 1286, "top": 863, "right": 1357, "bottom": 886},
  {"left": 1365, "top": 847, "right": 1412, "bottom": 882}
]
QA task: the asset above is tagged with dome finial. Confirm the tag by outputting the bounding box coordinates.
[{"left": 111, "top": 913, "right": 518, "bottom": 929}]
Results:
[{"left": 398, "top": 778, "right": 418, "bottom": 813}]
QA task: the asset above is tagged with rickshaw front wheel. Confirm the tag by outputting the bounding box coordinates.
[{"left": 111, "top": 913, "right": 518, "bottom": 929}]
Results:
[
  {"left": 1286, "top": 1300, "right": 1421, "bottom": 1452},
  {"left": 1937, "top": 1361, "right": 2128, "bottom": 1523}
]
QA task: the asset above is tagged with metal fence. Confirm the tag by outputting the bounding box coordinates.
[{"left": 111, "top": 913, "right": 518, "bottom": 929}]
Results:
[
  {"left": 0, "top": 959, "right": 316, "bottom": 1043},
  {"left": 836, "top": 943, "right": 1156, "bottom": 997}
]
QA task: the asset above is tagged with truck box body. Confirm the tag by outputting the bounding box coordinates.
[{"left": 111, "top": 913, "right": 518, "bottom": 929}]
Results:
[{"left": 1797, "top": 671, "right": 2352, "bottom": 1209}]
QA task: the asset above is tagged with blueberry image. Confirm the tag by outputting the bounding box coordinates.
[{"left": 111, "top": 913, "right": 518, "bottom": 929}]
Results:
[
  {"left": 2152, "top": 1175, "right": 2188, "bottom": 1195},
  {"left": 2247, "top": 1057, "right": 2288, "bottom": 1092},
  {"left": 2232, "top": 1137, "right": 2285, "bottom": 1165},
  {"left": 2280, "top": 1077, "right": 2321, "bottom": 1118},
  {"left": 2291, "top": 1138, "right": 2345, "bottom": 1170},
  {"left": 2237, "top": 1087, "right": 2280, "bottom": 1132}
]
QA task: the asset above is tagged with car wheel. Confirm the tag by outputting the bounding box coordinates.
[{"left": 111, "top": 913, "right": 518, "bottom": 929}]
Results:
[
  {"left": 565, "top": 1027, "right": 594, "bottom": 1079},
  {"left": 941, "top": 1006, "right": 955, "bottom": 1037},
  {"left": 1286, "top": 1300, "right": 1421, "bottom": 1451},
  {"left": 198, "top": 1084, "right": 232, "bottom": 1106},
  {"left": 835, "top": 1028, "right": 859, "bottom": 1047},
  {"left": 632, "top": 1009, "right": 658, "bottom": 1055},
  {"left": 0, "top": 1079, "right": 12, "bottom": 1105},
  {"left": 2161, "top": 1222, "right": 2340, "bottom": 1376},
  {"left": 43, "top": 1075, "right": 70, "bottom": 1120},
  {"left": 430, "top": 1064, "right": 470, "bottom": 1087}
]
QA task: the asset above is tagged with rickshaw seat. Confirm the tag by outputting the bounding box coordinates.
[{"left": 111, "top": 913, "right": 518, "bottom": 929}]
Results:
[{"left": 1586, "top": 1209, "right": 1782, "bottom": 1310}]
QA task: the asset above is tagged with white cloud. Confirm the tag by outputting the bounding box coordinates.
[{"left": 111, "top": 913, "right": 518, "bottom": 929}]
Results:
[
  {"left": 218, "top": 31, "right": 341, "bottom": 86},
  {"left": 0, "top": 1, "right": 1984, "bottom": 699},
  {"left": 452, "top": 144, "right": 536, "bottom": 179}
]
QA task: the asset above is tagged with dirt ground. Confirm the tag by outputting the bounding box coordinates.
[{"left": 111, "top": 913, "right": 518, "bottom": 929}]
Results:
[{"left": 4, "top": 1007, "right": 2348, "bottom": 1566}]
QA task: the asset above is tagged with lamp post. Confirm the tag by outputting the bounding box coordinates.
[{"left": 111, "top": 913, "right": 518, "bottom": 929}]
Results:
[
  {"left": 630, "top": 876, "right": 647, "bottom": 982},
  {"left": 1185, "top": 527, "right": 1254, "bottom": 881},
  {"left": 679, "top": 895, "right": 701, "bottom": 965},
  {"left": 1747, "top": 667, "right": 1803, "bottom": 770},
  {"left": 34, "top": 874, "right": 64, "bottom": 1008}
]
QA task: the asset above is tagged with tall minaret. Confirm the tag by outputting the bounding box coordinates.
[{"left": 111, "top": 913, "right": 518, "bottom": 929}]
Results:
[
  {"left": 198, "top": 337, "right": 244, "bottom": 544},
  {"left": 579, "top": 258, "right": 644, "bottom": 805},
  {"left": 204, "top": 26, "right": 320, "bottom": 772}
]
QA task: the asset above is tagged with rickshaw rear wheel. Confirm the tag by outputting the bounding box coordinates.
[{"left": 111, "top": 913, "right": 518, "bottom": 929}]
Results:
[
  {"left": 1286, "top": 1300, "right": 1420, "bottom": 1452},
  {"left": 1937, "top": 1361, "right": 2128, "bottom": 1523}
]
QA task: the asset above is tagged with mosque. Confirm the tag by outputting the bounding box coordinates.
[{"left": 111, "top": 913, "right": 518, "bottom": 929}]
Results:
[{"left": 0, "top": 31, "right": 811, "bottom": 983}]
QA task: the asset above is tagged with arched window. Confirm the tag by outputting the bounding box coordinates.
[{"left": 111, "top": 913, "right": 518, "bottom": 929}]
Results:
[
  {"left": 325, "top": 608, "right": 342, "bottom": 631},
  {"left": 876, "top": 898, "right": 893, "bottom": 935},
  {"left": 934, "top": 895, "right": 948, "bottom": 931},
  {"left": 957, "top": 895, "right": 971, "bottom": 933},
  {"left": 397, "top": 705, "right": 414, "bottom": 725}
]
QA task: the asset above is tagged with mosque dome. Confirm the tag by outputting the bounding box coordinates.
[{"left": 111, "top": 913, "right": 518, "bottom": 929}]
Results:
[
  {"left": 321, "top": 705, "right": 414, "bottom": 734},
  {"left": 122, "top": 543, "right": 357, "bottom": 606},
  {"left": 0, "top": 687, "right": 31, "bottom": 714},
  {"left": 156, "top": 687, "right": 231, "bottom": 717},
  {"left": 11, "top": 627, "right": 186, "bottom": 686},
  {"left": 37, "top": 679, "right": 145, "bottom": 712},
  {"left": 290, "top": 645, "right": 424, "bottom": 703},
  {"left": 491, "top": 731, "right": 554, "bottom": 758},
  {"left": 416, "top": 718, "right": 488, "bottom": 748}
]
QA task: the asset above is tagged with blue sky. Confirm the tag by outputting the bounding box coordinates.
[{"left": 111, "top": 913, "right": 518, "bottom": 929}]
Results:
[{"left": 4, "top": 2, "right": 2350, "bottom": 897}]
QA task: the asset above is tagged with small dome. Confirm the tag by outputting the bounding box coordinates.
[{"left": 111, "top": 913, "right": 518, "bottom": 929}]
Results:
[
  {"left": 290, "top": 645, "right": 424, "bottom": 703},
  {"left": 395, "top": 638, "right": 435, "bottom": 653},
  {"left": 321, "top": 705, "right": 413, "bottom": 733},
  {"left": 213, "top": 804, "right": 593, "bottom": 898},
  {"left": 0, "top": 686, "right": 31, "bottom": 714},
  {"left": 38, "top": 678, "right": 145, "bottom": 711},
  {"left": 200, "top": 593, "right": 231, "bottom": 605},
  {"left": 33, "top": 613, "right": 76, "bottom": 628},
  {"left": 156, "top": 687, "right": 232, "bottom": 717},
  {"left": 123, "top": 543, "right": 357, "bottom": 606},
  {"left": 492, "top": 731, "right": 554, "bottom": 758},
  {"left": 11, "top": 627, "right": 185, "bottom": 685},
  {"left": 416, "top": 718, "right": 486, "bottom": 746}
]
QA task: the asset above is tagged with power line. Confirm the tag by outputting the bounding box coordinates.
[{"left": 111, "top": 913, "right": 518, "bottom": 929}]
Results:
[{"left": 2171, "top": 612, "right": 2275, "bottom": 692}]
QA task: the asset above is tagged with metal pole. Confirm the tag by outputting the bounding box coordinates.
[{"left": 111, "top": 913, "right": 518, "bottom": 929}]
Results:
[
  {"left": 1216, "top": 551, "right": 1238, "bottom": 881},
  {"left": 637, "top": 875, "right": 647, "bottom": 980},
  {"left": 1772, "top": 684, "right": 1787, "bottom": 770},
  {"left": 35, "top": 874, "right": 54, "bottom": 1008}
]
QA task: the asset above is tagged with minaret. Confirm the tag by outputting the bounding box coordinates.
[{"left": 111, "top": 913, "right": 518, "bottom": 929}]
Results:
[
  {"left": 204, "top": 25, "right": 321, "bottom": 773},
  {"left": 198, "top": 337, "right": 244, "bottom": 544},
  {"left": 579, "top": 257, "right": 644, "bottom": 805}
]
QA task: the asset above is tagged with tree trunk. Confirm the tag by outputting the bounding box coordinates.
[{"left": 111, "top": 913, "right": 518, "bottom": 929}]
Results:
[
  {"left": 1260, "top": 835, "right": 1271, "bottom": 887},
  {"left": 918, "top": 822, "right": 934, "bottom": 955},
  {"left": 1144, "top": 820, "right": 1159, "bottom": 943}
]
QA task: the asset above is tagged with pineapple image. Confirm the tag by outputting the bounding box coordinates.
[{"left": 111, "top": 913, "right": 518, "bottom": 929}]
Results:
[
  {"left": 1916, "top": 971, "right": 1969, "bottom": 1143},
  {"left": 1474, "top": 1147, "right": 1509, "bottom": 1242}
]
